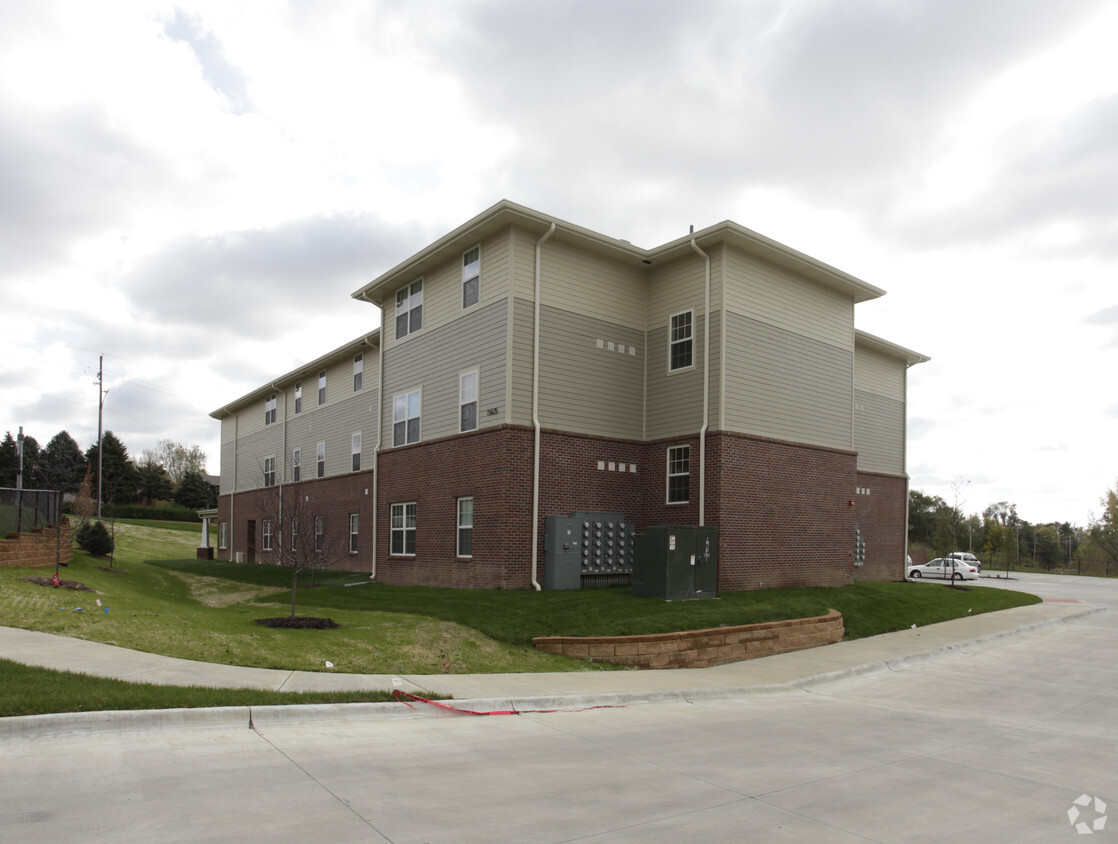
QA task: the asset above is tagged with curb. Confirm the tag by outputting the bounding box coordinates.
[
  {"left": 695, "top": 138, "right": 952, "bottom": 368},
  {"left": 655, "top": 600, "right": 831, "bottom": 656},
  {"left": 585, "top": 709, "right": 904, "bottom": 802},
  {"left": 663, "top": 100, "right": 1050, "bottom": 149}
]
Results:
[{"left": 2, "top": 604, "right": 1100, "bottom": 740}]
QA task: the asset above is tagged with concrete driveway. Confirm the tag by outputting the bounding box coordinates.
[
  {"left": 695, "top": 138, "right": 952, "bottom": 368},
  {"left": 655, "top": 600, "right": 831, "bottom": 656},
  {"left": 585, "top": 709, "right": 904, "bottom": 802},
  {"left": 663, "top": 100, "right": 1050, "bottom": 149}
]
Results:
[{"left": 2, "top": 572, "right": 1115, "bottom": 842}]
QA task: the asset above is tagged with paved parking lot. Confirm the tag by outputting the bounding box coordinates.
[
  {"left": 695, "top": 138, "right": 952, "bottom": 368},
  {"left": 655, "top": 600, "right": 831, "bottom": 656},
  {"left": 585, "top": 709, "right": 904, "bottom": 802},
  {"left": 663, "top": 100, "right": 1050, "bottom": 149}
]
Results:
[{"left": 2, "top": 572, "right": 1114, "bottom": 842}]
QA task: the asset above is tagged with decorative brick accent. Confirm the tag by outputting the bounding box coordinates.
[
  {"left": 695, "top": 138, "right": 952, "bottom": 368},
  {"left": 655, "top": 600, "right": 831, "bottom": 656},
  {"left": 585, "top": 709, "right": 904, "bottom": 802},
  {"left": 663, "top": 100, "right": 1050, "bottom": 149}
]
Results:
[
  {"left": 533, "top": 609, "right": 843, "bottom": 669},
  {"left": 853, "top": 471, "right": 908, "bottom": 582},
  {"left": 0, "top": 524, "right": 74, "bottom": 568}
]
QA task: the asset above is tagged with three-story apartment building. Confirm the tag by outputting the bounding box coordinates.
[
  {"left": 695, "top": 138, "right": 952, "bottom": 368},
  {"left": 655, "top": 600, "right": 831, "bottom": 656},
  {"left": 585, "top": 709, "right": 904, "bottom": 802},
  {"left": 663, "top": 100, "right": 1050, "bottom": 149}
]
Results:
[{"left": 211, "top": 200, "right": 927, "bottom": 591}]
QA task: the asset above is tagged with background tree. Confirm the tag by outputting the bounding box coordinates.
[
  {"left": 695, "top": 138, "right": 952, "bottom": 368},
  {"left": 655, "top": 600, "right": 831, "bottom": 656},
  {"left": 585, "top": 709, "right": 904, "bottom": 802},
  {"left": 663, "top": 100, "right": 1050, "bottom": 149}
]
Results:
[
  {"left": 41, "top": 431, "right": 88, "bottom": 496},
  {"left": 85, "top": 431, "right": 139, "bottom": 507},
  {"left": 908, "top": 489, "right": 945, "bottom": 546},
  {"left": 0, "top": 432, "right": 16, "bottom": 486},
  {"left": 134, "top": 455, "right": 174, "bottom": 504},
  {"left": 153, "top": 439, "right": 207, "bottom": 486},
  {"left": 1087, "top": 481, "right": 1118, "bottom": 576},
  {"left": 174, "top": 470, "right": 213, "bottom": 510}
]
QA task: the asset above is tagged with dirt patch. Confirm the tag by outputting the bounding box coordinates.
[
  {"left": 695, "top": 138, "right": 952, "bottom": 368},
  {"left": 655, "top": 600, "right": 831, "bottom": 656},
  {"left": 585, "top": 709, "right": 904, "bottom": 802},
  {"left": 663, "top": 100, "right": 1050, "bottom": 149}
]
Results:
[
  {"left": 165, "top": 570, "right": 287, "bottom": 608},
  {"left": 21, "top": 577, "right": 94, "bottom": 592},
  {"left": 97, "top": 566, "right": 128, "bottom": 574},
  {"left": 254, "top": 617, "right": 338, "bottom": 629}
]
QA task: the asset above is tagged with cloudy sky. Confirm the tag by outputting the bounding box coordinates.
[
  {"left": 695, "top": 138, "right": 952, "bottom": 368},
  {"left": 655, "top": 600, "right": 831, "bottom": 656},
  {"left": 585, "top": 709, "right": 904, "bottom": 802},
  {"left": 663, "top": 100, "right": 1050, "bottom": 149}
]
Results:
[{"left": 2, "top": 0, "right": 1116, "bottom": 527}]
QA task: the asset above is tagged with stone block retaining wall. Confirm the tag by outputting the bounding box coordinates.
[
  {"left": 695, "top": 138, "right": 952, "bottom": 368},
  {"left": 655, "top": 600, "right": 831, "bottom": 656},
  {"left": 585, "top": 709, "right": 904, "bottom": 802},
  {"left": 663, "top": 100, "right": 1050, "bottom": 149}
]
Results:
[
  {"left": 0, "top": 525, "right": 74, "bottom": 568},
  {"left": 533, "top": 609, "right": 843, "bottom": 669}
]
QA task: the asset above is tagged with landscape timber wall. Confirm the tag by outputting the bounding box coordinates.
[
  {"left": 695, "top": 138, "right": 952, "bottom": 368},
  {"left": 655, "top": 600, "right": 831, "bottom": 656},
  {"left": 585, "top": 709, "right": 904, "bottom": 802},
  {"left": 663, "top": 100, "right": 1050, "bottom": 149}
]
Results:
[
  {"left": 533, "top": 609, "right": 843, "bottom": 669},
  {"left": 0, "top": 524, "right": 74, "bottom": 568}
]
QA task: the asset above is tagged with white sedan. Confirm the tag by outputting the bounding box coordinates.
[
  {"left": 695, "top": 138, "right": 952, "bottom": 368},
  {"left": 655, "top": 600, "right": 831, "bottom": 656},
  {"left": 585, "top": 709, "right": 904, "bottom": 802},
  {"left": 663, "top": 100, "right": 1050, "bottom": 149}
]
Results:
[{"left": 907, "top": 558, "right": 980, "bottom": 581}]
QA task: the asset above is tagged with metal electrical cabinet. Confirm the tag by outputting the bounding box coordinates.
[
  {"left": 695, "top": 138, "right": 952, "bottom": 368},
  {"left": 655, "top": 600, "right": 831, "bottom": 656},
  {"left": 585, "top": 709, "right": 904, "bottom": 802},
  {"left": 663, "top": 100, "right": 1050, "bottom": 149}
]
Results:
[
  {"left": 632, "top": 526, "right": 718, "bottom": 600},
  {"left": 544, "top": 513, "right": 636, "bottom": 589}
]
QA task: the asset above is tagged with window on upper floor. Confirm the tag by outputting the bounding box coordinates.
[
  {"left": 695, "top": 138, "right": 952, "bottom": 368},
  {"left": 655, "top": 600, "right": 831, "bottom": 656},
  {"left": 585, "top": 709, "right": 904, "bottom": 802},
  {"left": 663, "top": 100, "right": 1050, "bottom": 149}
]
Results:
[
  {"left": 263, "top": 455, "right": 276, "bottom": 488},
  {"left": 318, "top": 370, "right": 327, "bottom": 405},
  {"left": 351, "top": 432, "right": 361, "bottom": 471},
  {"left": 460, "top": 369, "right": 478, "bottom": 433},
  {"left": 292, "top": 448, "right": 301, "bottom": 483},
  {"left": 294, "top": 382, "right": 302, "bottom": 414},
  {"left": 264, "top": 394, "right": 277, "bottom": 426},
  {"left": 316, "top": 442, "right": 325, "bottom": 478},
  {"left": 462, "top": 246, "right": 480, "bottom": 309},
  {"left": 393, "top": 389, "right": 421, "bottom": 447},
  {"left": 670, "top": 310, "right": 693, "bottom": 372},
  {"left": 396, "top": 280, "right": 423, "bottom": 339},
  {"left": 353, "top": 353, "right": 363, "bottom": 392},
  {"left": 666, "top": 445, "right": 690, "bottom": 504}
]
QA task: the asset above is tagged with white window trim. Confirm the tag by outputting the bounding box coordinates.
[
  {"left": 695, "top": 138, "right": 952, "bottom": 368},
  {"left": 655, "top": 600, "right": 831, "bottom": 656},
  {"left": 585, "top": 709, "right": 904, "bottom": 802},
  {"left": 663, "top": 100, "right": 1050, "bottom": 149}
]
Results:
[
  {"left": 262, "top": 519, "right": 273, "bottom": 552},
  {"left": 457, "top": 496, "right": 474, "bottom": 559},
  {"left": 316, "top": 441, "right": 326, "bottom": 479},
  {"left": 390, "top": 502, "right": 417, "bottom": 557},
  {"left": 263, "top": 455, "right": 276, "bottom": 488},
  {"left": 264, "top": 394, "right": 277, "bottom": 426},
  {"left": 219, "top": 521, "right": 227, "bottom": 550},
  {"left": 392, "top": 387, "right": 422, "bottom": 447},
  {"left": 459, "top": 368, "right": 479, "bottom": 433},
  {"left": 349, "top": 513, "right": 359, "bottom": 554},
  {"left": 462, "top": 244, "right": 480, "bottom": 310},
  {"left": 292, "top": 448, "right": 301, "bottom": 483},
  {"left": 666, "top": 444, "right": 690, "bottom": 504},
  {"left": 395, "top": 279, "right": 424, "bottom": 340},
  {"left": 318, "top": 370, "right": 327, "bottom": 406},
  {"left": 351, "top": 431, "right": 362, "bottom": 472},
  {"left": 294, "top": 381, "right": 302, "bottom": 414},
  {"left": 314, "top": 515, "right": 324, "bottom": 552},
  {"left": 668, "top": 309, "right": 695, "bottom": 373},
  {"left": 353, "top": 353, "right": 363, "bottom": 392}
]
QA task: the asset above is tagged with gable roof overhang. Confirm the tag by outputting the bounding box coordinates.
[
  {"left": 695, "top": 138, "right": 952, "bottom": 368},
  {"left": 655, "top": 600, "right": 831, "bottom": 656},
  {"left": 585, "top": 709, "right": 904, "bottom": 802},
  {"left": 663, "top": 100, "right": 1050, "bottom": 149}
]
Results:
[
  {"left": 855, "top": 329, "right": 930, "bottom": 367},
  {"left": 209, "top": 330, "right": 380, "bottom": 419}
]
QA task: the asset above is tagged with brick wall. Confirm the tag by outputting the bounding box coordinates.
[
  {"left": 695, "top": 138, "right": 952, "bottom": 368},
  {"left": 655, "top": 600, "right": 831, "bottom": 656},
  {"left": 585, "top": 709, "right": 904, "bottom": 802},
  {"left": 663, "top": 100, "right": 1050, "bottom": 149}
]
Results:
[
  {"left": 0, "top": 524, "right": 74, "bottom": 568},
  {"left": 533, "top": 609, "right": 843, "bottom": 668},
  {"left": 854, "top": 471, "right": 908, "bottom": 581}
]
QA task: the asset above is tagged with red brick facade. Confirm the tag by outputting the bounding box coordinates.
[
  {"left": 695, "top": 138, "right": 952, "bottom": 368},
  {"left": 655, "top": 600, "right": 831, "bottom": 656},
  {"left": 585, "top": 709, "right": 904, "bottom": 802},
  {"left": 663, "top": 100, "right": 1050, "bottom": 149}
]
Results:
[{"left": 217, "top": 426, "right": 907, "bottom": 591}]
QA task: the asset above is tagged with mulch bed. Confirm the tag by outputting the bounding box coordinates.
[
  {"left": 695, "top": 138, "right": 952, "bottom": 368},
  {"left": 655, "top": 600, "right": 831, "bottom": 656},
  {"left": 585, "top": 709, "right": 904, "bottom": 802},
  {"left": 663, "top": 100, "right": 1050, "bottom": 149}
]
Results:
[
  {"left": 21, "top": 577, "right": 94, "bottom": 592},
  {"left": 254, "top": 617, "right": 339, "bottom": 629}
]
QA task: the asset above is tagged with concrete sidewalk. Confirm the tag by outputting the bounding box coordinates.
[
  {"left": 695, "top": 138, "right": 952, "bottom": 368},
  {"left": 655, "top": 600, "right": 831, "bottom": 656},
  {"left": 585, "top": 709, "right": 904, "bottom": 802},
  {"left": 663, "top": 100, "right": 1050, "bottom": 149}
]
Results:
[{"left": 0, "top": 599, "right": 1100, "bottom": 735}]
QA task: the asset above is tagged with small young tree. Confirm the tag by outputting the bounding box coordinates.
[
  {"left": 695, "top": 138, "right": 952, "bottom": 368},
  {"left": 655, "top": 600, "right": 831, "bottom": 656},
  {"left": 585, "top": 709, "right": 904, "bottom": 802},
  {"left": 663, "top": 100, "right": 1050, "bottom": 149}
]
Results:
[{"left": 252, "top": 454, "right": 352, "bottom": 626}]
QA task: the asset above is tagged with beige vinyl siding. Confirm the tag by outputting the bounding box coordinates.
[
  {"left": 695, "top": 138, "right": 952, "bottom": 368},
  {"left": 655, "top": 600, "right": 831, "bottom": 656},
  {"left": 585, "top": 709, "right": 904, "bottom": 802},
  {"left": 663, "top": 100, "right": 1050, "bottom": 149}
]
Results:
[
  {"left": 219, "top": 418, "right": 237, "bottom": 495},
  {"left": 537, "top": 240, "right": 647, "bottom": 331},
  {"left": 285, "top": 389, "right": 379, "bottom": 481},
  {"left": 722, "top": 245, "right": 853, "bottom": 350},
  {"left": 537, "top": 305, "right": 645, "bottom": 439},
  {"left": 644, "top": 312, "right": 711, "bottom": 440},
  {"left": 230, "top": 426, "right": 285, "bottom": 493},
  {"left": 510, "top": 298, "right": 535, "bottom": 427},
  {"left": 721, "top": 312, "right": 852, "bottom": 449},
  {"left": 854, "top": 389, "right": 905, "bottom": 474},
  {"left": 381, "top": 299, "right": 508, "bottom": 445},
  {"left": 854, "top": 344, "right": 907, "bottom": 474},
  {"left": 646, "top": 250, "right": 719, "bottom": 331},
  {"left": 386, "top": 231, "right": 512, "bottom": 353}
]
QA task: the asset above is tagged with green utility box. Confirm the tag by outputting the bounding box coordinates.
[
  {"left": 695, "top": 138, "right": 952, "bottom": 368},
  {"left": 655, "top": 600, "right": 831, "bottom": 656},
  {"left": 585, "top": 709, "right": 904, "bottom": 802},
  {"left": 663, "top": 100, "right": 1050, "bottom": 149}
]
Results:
[{"left": 632, "top": 525, "right": 718, "bottom": 600}]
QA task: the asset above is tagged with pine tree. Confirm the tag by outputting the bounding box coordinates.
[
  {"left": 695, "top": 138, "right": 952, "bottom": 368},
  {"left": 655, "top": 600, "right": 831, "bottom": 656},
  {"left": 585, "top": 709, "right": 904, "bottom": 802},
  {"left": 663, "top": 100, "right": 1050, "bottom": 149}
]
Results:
[{"left": 41, "top": 431, "right": 87, "bottom": 495}]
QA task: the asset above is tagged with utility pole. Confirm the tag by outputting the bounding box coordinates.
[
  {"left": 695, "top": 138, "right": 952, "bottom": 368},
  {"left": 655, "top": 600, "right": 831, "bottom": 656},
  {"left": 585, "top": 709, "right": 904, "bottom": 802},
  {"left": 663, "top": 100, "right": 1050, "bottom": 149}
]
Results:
[
  {"left": 97, "top": 354, "right": 106, "bottom": 518},
  {"left": 16, "top": 426, "right": 24, "bottom": 533}
]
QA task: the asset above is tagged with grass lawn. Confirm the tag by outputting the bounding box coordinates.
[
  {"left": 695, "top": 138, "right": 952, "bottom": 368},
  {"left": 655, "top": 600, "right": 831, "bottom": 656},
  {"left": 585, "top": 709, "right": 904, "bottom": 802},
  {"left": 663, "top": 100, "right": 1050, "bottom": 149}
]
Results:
[{"left": 0, "top": 518, "right": 1041, "bottom": 715}]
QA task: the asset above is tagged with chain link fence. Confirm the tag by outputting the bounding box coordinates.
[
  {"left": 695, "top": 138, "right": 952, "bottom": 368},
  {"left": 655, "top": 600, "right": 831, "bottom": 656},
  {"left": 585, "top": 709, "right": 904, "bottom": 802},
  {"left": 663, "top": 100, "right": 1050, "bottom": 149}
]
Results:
[{"left": 0, "top": 488, "right": 62, "bottom": 535}]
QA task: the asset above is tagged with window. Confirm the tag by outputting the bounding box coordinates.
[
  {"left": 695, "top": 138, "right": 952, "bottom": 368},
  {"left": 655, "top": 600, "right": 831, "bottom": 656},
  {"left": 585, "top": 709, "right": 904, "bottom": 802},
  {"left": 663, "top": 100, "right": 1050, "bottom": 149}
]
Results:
[
  {"left": 219, "top": 522, "right": 227, "bottom": 549},
  {"left": 292, "top": 449, "right": 300, "bottom": 483},
  {"left": 391, "top": 502, "right": 416, "bottom": 555},
  {"left": 264, "top": 394, "right": 277, "bottom": 426},
  {"left": 294, "top": 381, "right": 302, "bottom": 414},
  {"left": 262, "top": 519, "right": 273, "bottom": 551},
  {"left": 316, "top": 442, "right": 325, "bottom": 478},
  {"left": 669, "top": 310, "right": 693, "bottom": 371},
  {"left": 349, "top": 513, "right": 359, "bottom": 554},
  {"left": 314, "top": 515, "right": 324, "bottom": 552},
  {"left": 318, "top": 370, "right": 326, "bottom": 405},
  {"left": 263, "top": 455, "right": 276, "bottom": 488},
  {"left": 395, "top": 280, "right": 423, "bottom": 339},
  {"left": 462, "top": 246, "right": 480, "bottom": 309},
  {"left": 351, "top": 432, "right": 362, "bottom": 472},
  {"left": 290, "top": 518, "right": 298, "bottom": 552},
  {"left": 393, "top": 389, "right": 421, "bottom": 446},
  {"left": 457, "top": 497, "right": 473, "bottom": 558},
  {"left": 667, "top": 445, "right": 690, "bottom": 503},
  {"left": 460, "top": 370, "right": 478, "bottom": 433},
  {"left": 353, "top": 353, "right": 363, "bottom": 392}
]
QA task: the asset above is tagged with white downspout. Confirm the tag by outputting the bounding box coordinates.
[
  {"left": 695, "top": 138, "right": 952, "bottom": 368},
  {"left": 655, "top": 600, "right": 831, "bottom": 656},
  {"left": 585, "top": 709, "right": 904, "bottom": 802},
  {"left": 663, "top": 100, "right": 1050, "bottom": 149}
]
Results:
[
  {"left": 690, "top": 239, "right": 711, "bottom": 527},
  {"left": 531, "top": 222, "right": 556, "bottom": 591},
  {"left": 359, "top": 296, "right": 383, "bottom": 581}
]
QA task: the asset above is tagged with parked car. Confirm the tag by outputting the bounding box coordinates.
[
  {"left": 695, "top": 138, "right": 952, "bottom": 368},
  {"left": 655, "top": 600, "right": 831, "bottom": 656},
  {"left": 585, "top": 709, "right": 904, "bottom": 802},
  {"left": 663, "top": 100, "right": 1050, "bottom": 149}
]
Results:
[
  {"left": 947, "top": 551, "right": 982, "bottom": 572},
  {"left": 907, "top": 557, "right": 979, "bottom": 581}
]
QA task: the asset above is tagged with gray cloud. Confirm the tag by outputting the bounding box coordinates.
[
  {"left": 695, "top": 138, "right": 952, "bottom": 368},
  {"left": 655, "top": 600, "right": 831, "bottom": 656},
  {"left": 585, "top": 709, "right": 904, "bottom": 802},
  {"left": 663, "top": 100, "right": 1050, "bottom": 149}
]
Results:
[
  {"left": 163, "top": 8, "right": 253, "bottom": 115},
  {"left": 122, "top": 213, "right": 420, "bottom": 333}
]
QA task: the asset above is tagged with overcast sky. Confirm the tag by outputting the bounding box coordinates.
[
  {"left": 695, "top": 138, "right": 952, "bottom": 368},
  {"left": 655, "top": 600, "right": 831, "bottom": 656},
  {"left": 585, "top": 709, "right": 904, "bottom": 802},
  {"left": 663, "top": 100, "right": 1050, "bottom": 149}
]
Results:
[{"left": 2, "top": 0, "right": 1116, "bottom": 528}]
